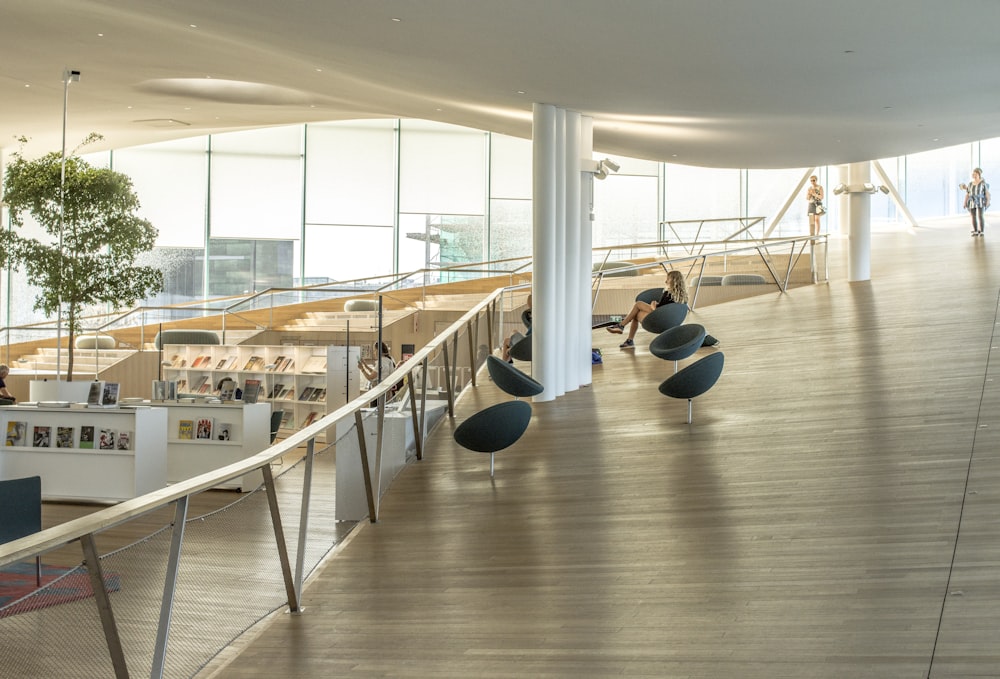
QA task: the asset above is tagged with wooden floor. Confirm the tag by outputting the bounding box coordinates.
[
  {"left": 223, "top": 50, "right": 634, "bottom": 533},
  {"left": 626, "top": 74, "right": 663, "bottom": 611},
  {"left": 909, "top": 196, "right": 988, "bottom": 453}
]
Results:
[{"left": 205, "top": 219, "right": 1000, "bottom": 679}]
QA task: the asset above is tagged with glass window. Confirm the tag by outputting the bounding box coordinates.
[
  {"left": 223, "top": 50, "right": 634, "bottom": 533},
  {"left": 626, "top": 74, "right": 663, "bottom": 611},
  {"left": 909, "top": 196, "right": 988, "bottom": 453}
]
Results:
[
  {"left": 305, "top": 120, "right": 396, "bottom": 226},
  {"left": 207, "top": 239, "right": 295, "bottom": 297},
  {"left": 592, "top": 175, "right": 659, "bottom": 247},
  {"left": 304, "top": 224, "right": 393, "bottom": 283},
  {"left": 488, "top": 199, "right": 532, "bottom": 261},
  {"left": 747, "top": 167, "right": 811, "bottom": 238},
  {"left": 399, "top": 120, "right": 487, "bottom": 214},
  {"left": 209, "top": 126, "right": 304, "bottom": 239},
  {"left": 112, "top": 137, "right": 209, "bottom": 248},
  {"left": 490, "top": 133, "right": 532, "bottom": 199},
  {"left": 663, "top": 165, "right": 742, "bottom": 241},
  {"left": 905, "top": 143, "right": 973, "bottom": 218}
]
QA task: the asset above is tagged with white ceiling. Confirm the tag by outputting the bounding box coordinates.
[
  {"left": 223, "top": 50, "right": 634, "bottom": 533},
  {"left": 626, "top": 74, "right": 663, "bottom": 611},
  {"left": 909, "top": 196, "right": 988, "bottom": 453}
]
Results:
[{"left": 3, "top": 0, "right": 1000, "bottom": 169}]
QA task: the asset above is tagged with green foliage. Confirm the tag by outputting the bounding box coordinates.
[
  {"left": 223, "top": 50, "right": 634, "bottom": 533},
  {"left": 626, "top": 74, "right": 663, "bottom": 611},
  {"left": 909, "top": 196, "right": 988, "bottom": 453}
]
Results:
[{"left": 1, "top": 136, "right": 164, "bottom": 378}]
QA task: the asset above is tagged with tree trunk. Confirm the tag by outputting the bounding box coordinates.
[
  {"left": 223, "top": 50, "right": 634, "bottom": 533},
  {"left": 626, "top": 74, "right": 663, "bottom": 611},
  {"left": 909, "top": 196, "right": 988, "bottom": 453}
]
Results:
[{"left": 66, "top": 309, "right": 75, "bottom": 382}]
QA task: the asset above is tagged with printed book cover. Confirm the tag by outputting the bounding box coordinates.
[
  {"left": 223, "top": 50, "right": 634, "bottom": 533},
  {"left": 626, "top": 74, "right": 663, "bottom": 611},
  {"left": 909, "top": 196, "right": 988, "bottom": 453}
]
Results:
[
  {"left": 33, "top": 425, "right": 52, "bottom": 447},
  {"left": 86, "top": 381, "right": 104, "bottom": 406},
  {"left": 79, "top": 425, "right": 95, "bottom": 449},
  {"left": 5, "top": 420, "right": 26, "bottom": 446},
  {"left": 268, "top": 383, "right": 284, "bottom": 399},
  {"left": 216, "top": 422, "right": 232, "bottom": 441},
  {"left": 195, "top": 417, "right": 214, "bottom": 440},
  {"left": 99, "top": 428, "right": 117, "bottom": 450},
  {"left": 242, "top": 379, "right": 262, "bottom": 404},
  {"left": 56, "top": 425, "right": 75, "bottom": 448},
  {"left": 101, "top": 382, "right": 120, "bottom": 407},
  {"left": 117, "top": 431, "right": 131, "bottom": 450},
  {"left": 300, "top": 355, "right": 327, "bottom": 374},
  {"left": 178, "top": 419, "right": 194, "bottom": 440}
]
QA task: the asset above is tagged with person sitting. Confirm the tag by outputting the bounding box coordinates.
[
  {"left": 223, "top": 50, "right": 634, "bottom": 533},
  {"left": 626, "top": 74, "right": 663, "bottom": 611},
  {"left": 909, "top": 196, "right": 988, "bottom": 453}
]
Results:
[
  {"left": 607, "top": 270, "right": 689, "bottom": 349},
  {"left": 0, "top": 364, "right": 15, "bottom": 404},
  {"left": 502, "top": 294, "right": 532, "bottom": 362}
]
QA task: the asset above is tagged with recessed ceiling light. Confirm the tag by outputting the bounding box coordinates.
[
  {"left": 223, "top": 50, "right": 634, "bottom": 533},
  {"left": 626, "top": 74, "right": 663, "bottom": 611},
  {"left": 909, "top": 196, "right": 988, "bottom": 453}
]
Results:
[
  {"left": 391, "top": 17, "right": 401, "bottom": 22},
  {"left": 97, "top": 33, "right": 104, "bottom": 37},
  {"left": 24, "top": 84, "right": 29, "bottom": 88},
  {"left": 315, "top": 68, "right": 323, "bottom": 72},
  {"left": 189, "top": 24, "right": 197, "bottom": 29},
  {"left": 516, "top": 90, "right": 526, "bottom": 95}
]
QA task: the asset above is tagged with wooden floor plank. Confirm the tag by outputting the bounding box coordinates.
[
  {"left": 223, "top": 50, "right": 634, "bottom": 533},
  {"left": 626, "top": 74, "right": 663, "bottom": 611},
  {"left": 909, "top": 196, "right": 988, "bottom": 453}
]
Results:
[{"left": 202, "top": 220, "right": 1000, "bottom": 678}]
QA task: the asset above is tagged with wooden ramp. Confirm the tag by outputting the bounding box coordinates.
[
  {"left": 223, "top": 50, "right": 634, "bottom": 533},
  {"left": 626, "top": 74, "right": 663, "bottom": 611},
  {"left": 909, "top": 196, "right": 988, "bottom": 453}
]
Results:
[{"left": 205, "top": 219, "right": 1000, "bottom": 678}]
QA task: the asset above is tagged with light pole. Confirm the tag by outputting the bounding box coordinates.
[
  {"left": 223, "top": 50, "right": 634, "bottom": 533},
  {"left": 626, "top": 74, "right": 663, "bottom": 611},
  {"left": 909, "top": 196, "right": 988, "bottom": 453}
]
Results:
[{"left": 57, "top": 68, "right": 80, "bottom": 379}]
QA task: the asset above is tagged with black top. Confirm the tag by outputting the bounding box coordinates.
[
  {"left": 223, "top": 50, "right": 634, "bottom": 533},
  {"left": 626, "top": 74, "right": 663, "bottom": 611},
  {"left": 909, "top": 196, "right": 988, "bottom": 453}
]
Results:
[{"left": 657, "top": 290, "right": 676, "bottom": 307}]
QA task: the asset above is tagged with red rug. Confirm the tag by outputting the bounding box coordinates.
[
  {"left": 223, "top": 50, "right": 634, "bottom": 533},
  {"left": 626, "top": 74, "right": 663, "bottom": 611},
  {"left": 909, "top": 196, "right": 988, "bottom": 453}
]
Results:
[{"left": 0, "top": 562, "right": 121, "bottom": 618}]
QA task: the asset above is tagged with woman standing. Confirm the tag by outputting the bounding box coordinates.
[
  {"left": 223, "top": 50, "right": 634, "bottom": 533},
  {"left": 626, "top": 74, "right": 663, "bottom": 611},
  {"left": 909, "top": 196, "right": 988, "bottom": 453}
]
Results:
[
  {"left": 964, "top": 168, "right": 991, "bottom": 236},
  {"left": 806, "top": 175, "right": 824, "bottom": 237}
]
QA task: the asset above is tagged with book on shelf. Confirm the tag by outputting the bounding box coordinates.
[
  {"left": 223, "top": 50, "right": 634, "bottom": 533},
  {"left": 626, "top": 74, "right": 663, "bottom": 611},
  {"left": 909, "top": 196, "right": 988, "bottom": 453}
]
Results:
[
  {"left": 178, "top": 419, "right": 194, "bottom": 440},
  {"left": 191, "top": 355, "right": 211, "bottom": 369},
  {"left": 215, "top": 357, "right": 228, "bottom": 370},
  {"left": 116, "top": 431, "right": 131, "bottom": 450},
  {"left": 151, "top": 380, "right": 170, "bottom": 401},
  {"left": 301, "top": 411, "right": 319, "bottom": 428},
  {"left": 6, "top": 420, "right": 26, "bottom": 446},
  {"left": 175, "top": 379, "right": 188, "bottom": 393},
  {"left": 191, "top": 376, "right": 209, "bottom": 393},
  {"left": 243, "top": 355, "right": 265, "bottom": 371},
  {"left": 268, "top": 383, "right": 284, "bottom": 400},
  {"left": 278, "top": 357, "right": 295, "bottom": 372},
  {"left": 224, "top": 355, "right": 239, "bottom": 370},
  {"left": 86, "top": 381, "right": 104, "bottom": 406},
  {"left": 309, "top": 388, "right": 326, "bottom": 402},
  {"left": 216, "top": 422, "right": 232, "bottom": 441},
  {"left": 98, "top": 428, "right": 116, "bottom": 450},
  {"left": 270, "top": 356, "right": 285, "bottom": 371},
  {"left": 300, "top": 355, "right": 327, "bottom": 374},
  {"left": 298, "top": 386, "right": 315, "bottom": 402},
  {"left": 56, "top": 425, "right": 75, "bottom": 448},
  {"left": 197, "top": 380, "right": 213, "bottom": 394},
  {"left": 195, "top": 417, "right": 214, "bottom": 440},
  {"left": 278, "top": 387, "right": 294, "bottom": 401},
  {"left": 79, "top": 425, "right": 95, "bottom": 449},
  {"left": 280, "top": 410, "right": 293, "bottom": 429},
  {"left": 218, "top": 378, "right": 236, "bottom": 402},
  {"left": 33, "top": 425, "right": 52, "bottom": 447},
  {"left": 100, "top": 382, "right": 120, "bottom": 407},
  {"left": 242, "top": 379, "right": 262, "bottom": 404}
]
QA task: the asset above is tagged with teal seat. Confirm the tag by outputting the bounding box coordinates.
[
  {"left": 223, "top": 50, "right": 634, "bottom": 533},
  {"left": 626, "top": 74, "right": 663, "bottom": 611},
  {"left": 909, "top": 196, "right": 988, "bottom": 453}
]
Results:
[
  {"left": 658, "top": 352, "right": 724, "bottom": 423},
  {"left": 486, "top": 355, "right": 543, "bottom": 398},
  {"left": 640, "top": 303, "right": 688, "bottom": 334},
  {"left": 650, "top": 324, "right": 706, "bottom": 372},
  {"left": 635, "top": 287, "right": 663, "bottom": 304},
  {"left": 454, "top": 400, "right": 532, "bottom": 477}
]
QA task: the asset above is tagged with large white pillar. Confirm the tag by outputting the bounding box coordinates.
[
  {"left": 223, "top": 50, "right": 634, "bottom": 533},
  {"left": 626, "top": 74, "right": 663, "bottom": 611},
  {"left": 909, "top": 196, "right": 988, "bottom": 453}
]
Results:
[
  {"left": 532, "top": 103, "right": 558, "bottom": 401},
  {"left": 578, "top": 116, "right": 594, "bottom": 387},
  {"left": 553, "top": 109, "right": 567, "bottom": 397},
  {"left": 565, "top": 111, "right": 584, "bottom": 390},
  {"left": 837, "top": 165, "right": 850, "bottom": 236},
  {"left": 847, "top": 162, "right": 872, "bottom": 282}
]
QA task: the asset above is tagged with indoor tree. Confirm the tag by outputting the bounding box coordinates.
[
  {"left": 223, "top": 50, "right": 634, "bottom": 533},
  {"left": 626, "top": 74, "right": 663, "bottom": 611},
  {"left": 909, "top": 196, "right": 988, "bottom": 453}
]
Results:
[{"left": 1, "top": 135, "right": 164, "bottom": 380}]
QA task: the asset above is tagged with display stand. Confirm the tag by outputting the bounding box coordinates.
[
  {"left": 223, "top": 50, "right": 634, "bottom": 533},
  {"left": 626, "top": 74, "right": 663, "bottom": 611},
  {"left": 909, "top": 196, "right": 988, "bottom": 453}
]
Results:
[
  {"left": 0, "top": 405, "right": 167, "bottom": 503},
  {"left": 157, "top": 402, "right": 271, "bottom": 492},
  {"left": 161, "top": 344, "right": 361, "bottom": 439}
]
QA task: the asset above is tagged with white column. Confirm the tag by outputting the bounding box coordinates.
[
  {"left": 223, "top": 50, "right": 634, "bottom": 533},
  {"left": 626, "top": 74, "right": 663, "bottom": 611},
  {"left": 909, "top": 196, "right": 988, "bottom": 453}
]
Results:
[
  {"left": 553, "top": 109, "right": 567, "bottom": 397},
  {"left": 565, "top": 111, "right": 584, "bottom": 390},
  {"left": 837, "top": 165, "right": 850, "bottom": 236},
  {"left": 579, "top": 117, "right": 594, "bottom": 387},
  {"left": 847, "top": 162, "right": 871, "bottom": 282},
  {"left": 532, "top": 103, "right": 558, "bottom": 402}
]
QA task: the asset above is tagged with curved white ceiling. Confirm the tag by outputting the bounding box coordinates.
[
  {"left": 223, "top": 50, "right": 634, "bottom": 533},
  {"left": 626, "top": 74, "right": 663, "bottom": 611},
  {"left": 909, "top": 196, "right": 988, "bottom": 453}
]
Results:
[{"left": 3, "top": 0, "right": 1000, "bottom": 168}]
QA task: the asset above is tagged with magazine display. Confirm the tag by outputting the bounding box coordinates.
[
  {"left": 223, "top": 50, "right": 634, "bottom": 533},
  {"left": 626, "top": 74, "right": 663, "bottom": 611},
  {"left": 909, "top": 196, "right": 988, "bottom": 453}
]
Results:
[
  {"left": 6, "top": 421, "right": 26, "bottom": 446},
  {"left": 56, "top": 425, "right": 75, "bottom": 448},
  {"left": 216, "top": 422, "right": 232, "bottom": 441},
  {"left": 178, "top": 419, "right": 194, "bottom": 439},
  {"left": 99, "top": 428, "right": 117, "bottom": 450},
  {"left": 117, "top": 431, "right": 132, "bottom": 450},
  {"left": 242, "top": 379, "right": 262, "bottom": 404},
  {"left": 196, "top": 417, "right": 214, "bottom": 440},
  {"left": 79, "top": 425, "right": 95, "bottom": 449},
  {"left": 33, "top": 425, "right": 52, "bottom": 447}
]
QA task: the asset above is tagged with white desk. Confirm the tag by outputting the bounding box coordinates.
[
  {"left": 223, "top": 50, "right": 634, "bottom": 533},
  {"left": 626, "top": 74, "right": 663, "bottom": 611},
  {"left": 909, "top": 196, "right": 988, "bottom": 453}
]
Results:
[{"left": 0, "top": 405, "right": 167, "bottom": 503}]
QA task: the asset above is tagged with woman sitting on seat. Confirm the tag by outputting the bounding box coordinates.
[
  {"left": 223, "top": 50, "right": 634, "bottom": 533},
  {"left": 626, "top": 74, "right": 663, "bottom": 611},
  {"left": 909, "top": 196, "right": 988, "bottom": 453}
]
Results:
[{"left": 607, "top": 270, "right": 689, "bottom": 349}]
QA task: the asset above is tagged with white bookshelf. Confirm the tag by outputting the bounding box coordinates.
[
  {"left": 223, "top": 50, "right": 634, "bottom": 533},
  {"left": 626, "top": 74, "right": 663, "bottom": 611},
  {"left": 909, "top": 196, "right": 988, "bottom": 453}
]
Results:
[
  {"left": 161, "top": 344, "right": 362, "bottom": 437},
  {"left": 159, "top": 402, "right": 271, "bottom": 492},
  {"left": 0, "top": 405, "right": 167, "bottom": 503}
]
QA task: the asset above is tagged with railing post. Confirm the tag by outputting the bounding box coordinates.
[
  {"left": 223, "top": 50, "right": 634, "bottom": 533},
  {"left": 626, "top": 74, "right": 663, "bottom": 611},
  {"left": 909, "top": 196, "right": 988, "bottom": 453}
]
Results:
[
  {"left": 151, "top": 496, "right": 189, "bottom": 678},
  {"left": 261, "top": 463, "right": 300, "bottom": 612},
  {"left": 354, "top": 410, "right": 378, "bottom": 522},
  {"left": 442, "top": 342, "right": 455, "bottom": 418},
  {"left": 294, "top": 438, "right": 315, "bottom": 601},
  {"left": 467, "top": 318, "right": 477, "bottom": 388},
  {"left": 409, "top": 360, "right": 425, "bottom": 461},
  {"left": 80, "top": 534, "right": 129, "bottom": 679}
]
